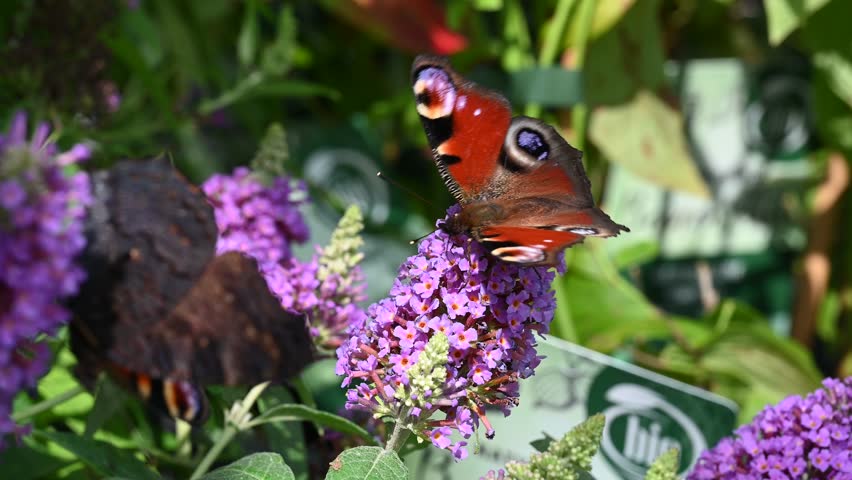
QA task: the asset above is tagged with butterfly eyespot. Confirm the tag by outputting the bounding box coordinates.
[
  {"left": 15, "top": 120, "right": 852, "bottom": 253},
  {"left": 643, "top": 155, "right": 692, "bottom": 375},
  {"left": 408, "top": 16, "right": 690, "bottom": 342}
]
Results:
[
  {"left": 516, "top": 129, "right": 549, "bottom": 161},
  {"left": 503, "top": 118, "right": 554, "bottom": 171},
  {"left": 413, "top": 67, "right": 457, "bottom": 120}
]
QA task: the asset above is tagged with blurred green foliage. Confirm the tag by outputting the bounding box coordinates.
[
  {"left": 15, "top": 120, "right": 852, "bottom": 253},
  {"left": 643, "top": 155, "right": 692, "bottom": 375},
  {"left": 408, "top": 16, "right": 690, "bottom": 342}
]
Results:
[{"left": 2, "top": 0, "right": 851, "bottom": 478}]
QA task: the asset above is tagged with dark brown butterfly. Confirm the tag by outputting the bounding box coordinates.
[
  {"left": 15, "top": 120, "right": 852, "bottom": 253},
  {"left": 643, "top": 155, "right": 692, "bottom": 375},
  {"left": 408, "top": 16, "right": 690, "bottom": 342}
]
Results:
[
  {"left": 412, "top": 55, "right": 629, "bottom": 266},
  {"left": 69, "top": 159, "right": 313, "bottom": 424}
]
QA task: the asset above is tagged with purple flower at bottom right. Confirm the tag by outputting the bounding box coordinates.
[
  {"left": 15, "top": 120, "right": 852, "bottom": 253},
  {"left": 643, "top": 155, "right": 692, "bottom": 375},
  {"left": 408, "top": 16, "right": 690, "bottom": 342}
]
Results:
[{"left": 689, "top": 377, "right": 851, "bottom": 480}]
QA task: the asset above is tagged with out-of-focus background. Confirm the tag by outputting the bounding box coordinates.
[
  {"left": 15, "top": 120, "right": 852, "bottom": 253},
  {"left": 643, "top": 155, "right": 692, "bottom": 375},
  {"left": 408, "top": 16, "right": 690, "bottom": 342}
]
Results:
[{"left": 2, "top": 0, "right": 850, "bottom": 458}]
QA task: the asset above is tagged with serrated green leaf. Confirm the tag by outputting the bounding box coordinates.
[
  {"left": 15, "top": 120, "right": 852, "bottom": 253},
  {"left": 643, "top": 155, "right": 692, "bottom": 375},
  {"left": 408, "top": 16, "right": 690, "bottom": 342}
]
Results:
[
  {"left": 590, "top": 90, "right": 710, "bottom": 197},
  {"left": 250, "top": 403, "right": 378, "bottom": 446},
  {"left": 325, "top": 447, "right": 407, "bottom": 480},
  {"left": 35, "top": 430, "right": 159, "bottom": 480},
  {"left": 201, "top": 453, "right": 294, "bottom": 480},
  {"left": 765, "top": 0, "right": 830, "bottom": 45}
]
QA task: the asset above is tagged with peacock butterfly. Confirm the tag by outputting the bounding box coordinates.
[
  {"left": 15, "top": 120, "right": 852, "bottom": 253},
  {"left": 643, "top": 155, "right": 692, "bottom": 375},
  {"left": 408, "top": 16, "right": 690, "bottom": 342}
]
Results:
[
  {"left": 69, "top": 159, "right": 313, "bottom": 424},
  {"left": 411, "top": 55, "right": 629, "bottom": 266}
]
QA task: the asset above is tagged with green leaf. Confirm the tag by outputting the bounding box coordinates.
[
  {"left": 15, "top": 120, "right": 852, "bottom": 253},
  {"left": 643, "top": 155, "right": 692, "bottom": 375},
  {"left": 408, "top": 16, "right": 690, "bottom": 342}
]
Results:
[
  {"left": 35, "top": 430, "right": 159, "bottom": 480},
  {"left": 299, "top": 358, "right": 347, "bottom": 414},
  {"left": 84, "top": 376, "right": 130, "bottom": 437},
  {"left": 201, "top": 453, "right": 294, "bottom": 480},
  {"left": 589, "top": 90, "right": 710, "bottom": 197},
  {"left": 257, "top": 387, "right": 308, "bottom": 480},
  {"left": 813, "top": 51, "right": 852, "bottom": 108},
  {"left": 816, "top": 290, "right": 841, "bottom": 341},
  {"left": 199, "top": 75, "right": 339, "bottom": 115},
  {"left": 32, "top": 345, "right": 92, "bottom": 418},
  {"left": 582, "top": 0, "right": 664, "bottom": 106},
  {"left": 250, "top": 403, "right": 378, "bottom": 446},
  {"left": 500, "top": 0, "right": 535, "bottom": 71},
  {"left": 0, "top": 441, "right": 71, "bottom": 480},
  {"left": 765, "top": 0, "right": 830, "bottom": 45},
  {"left": 237, "top": 0, "right": 259, "bottom": 68},
  {"left": 325, "top": 447, "right": 407, "bottom": 480},
  {"left": 660, "top": 313, "right": 823, "bottom": 421},
  {"left": 261, "top": 5, "right": 297, "bottom": 77},
  {"left": 610, "top": 240, "right": 660, "bottom": 269},
  {"left": 474, "top": 0, "right": 503, "bottom": 11},
  {"left": 529, "top": 432, "right": 556, "bottom": 453}
]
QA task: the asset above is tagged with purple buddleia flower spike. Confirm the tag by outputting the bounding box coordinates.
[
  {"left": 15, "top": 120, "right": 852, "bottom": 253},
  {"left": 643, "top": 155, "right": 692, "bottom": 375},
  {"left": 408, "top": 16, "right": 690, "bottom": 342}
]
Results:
[
  {"left": 336, "top": 205, "right": 563, "bottom": 461},
  {"left": 0, "top": 112, "right": 92, "bottom": 447},
  {"left": 689, "top": 377, "right": 851, "bottom": 479}
]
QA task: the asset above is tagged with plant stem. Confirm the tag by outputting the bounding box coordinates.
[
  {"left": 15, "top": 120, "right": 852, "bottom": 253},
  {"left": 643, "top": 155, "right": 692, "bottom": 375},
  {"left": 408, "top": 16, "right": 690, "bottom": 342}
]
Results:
[
  {"left": 525, "top": 0, "right": 577, "bottom": 118},
  {"left": 11, "top": 385, "right": 86, "bottom": 422},
  {"left": 189, "top": 426, "right": 238, "bottom": 480},
  {"left": 385, "top": 407, "right": 412, "bottom": 453},
  {"left": 384, "top": 421, "right": 411, "bottom": 453},
  {"left": 569, "top": 0, "right": 598, "bottom": 150},
  {"left": 539, "top": 0, "right": 577, "bottom": 67}
]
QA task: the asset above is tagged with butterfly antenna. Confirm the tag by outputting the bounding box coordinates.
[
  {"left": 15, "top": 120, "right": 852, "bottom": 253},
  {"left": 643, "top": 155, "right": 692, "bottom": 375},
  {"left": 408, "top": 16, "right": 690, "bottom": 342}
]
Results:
[
  {"left": 376, "top": 171, "right": 435, "bottom": 208},
  {"left": 408, "top": 231, "right": 434, "bottom": 246}
]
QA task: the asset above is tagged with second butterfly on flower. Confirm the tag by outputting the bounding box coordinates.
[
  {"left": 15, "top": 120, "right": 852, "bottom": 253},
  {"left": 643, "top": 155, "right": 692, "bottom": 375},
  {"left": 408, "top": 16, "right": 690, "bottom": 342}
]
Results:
[{"left": 336, "top": 206, "right": 564, "bottom": 460}]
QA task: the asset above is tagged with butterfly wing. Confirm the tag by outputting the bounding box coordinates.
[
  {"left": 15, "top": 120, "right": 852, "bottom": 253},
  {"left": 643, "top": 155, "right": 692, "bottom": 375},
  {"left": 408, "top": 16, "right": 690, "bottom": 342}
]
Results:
[
  {"left": 70, "top": 159, "right": 313, "bottom": 422},
  {"left": 112, "top": 251, "right": 313, "bottom": 385},
  {"left": 412, "top": 55, "right": 512, "bottom": 203},
  {"left": 70, "top": 159, "right": 218, "bottom": 350},
  {"left": 469, "top": 117, "right": 628, "bottom": 265}
]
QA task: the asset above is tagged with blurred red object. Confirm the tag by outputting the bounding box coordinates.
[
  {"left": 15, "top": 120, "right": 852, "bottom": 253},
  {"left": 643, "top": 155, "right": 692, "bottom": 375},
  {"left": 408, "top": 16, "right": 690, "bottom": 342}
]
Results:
[{"left": 325, "top": 0, "right": 467, "bottom": 55}]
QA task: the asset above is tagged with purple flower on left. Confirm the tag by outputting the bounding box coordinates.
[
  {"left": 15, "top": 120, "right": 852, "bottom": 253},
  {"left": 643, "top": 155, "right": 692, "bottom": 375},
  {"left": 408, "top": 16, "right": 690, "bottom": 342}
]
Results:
[{"left": 0, "top": 112, "right": 92, "bottom": 446}]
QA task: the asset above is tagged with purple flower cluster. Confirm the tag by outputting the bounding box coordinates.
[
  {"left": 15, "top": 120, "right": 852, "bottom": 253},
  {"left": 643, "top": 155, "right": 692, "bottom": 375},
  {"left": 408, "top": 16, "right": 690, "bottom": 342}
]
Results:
[
  {"left": 690, "top": 377, "right": 851, "bottom": 479},
  {"left": 263, "top": 254, "right": 367, "bottom": 350},
  {"left": 336, "top": 207, "right": 563, "bottom": 460},
  {"left": 0, "top": 112, "right": 91, "bottom": 444},
  {"left": 202, "top": 167, "right": 309, "bottom": 266}
]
